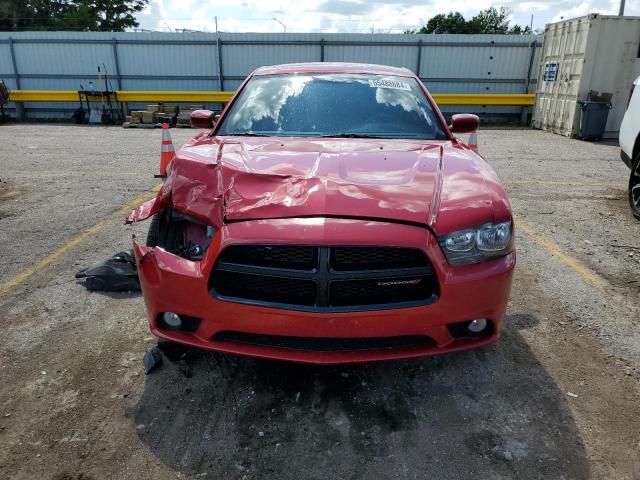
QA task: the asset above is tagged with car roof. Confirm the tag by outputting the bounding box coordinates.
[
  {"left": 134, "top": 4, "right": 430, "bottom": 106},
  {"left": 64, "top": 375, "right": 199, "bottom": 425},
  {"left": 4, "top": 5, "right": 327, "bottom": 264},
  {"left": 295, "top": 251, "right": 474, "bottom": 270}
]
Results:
[{"left": 253, "top": 62, "right": 415, "bottom": 77}]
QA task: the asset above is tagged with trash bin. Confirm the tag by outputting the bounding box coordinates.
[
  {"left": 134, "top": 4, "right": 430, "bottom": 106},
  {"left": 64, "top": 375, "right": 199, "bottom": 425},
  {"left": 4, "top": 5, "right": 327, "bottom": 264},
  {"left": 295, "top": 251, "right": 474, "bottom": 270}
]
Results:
[{"left": 578, "top": 91, "right": 612, "bottom": 141}]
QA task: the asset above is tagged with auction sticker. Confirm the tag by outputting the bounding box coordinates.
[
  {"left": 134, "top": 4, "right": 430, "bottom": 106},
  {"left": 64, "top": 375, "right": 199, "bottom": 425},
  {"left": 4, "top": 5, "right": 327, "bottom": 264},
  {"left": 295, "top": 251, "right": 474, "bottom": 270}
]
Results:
[{"left": 368, "top": 79, "right": 411, "bottom": 91}]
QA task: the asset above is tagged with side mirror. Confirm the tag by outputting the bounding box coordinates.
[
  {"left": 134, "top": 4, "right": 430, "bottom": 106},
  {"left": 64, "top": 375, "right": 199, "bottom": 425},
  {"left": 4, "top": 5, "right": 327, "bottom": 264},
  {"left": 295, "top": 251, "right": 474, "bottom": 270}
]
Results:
[
  {"left": 449, "top": 114, "right": 479, "bottom": 134},
  {"left": 190, "top": 109, "right": 215, "bottom": 129}
]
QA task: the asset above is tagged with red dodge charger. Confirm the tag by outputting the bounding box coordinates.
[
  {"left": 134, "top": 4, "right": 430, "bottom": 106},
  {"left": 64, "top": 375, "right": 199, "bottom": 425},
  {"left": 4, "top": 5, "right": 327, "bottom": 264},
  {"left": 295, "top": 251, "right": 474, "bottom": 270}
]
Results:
[{"left": 127, "top": 62, "right": 515, "bottom": 364}]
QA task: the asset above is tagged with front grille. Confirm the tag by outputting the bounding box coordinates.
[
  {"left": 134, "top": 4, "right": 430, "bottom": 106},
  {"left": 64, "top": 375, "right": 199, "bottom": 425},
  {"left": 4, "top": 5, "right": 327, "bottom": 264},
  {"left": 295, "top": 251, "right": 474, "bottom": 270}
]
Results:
[
  {"left": 213, "top": 331, "right": 435, "bottom": 352},
  {"left": 214, "top": 271, "right": 316, "bottom": 306},
  {"left": 331, "top": 246, "right": 428, "bottom": 271},
  {"left": 329, "top": 276, "right": 434, "bottom": 307},
  {"left": 211, "top": 245, "right": 439, "bottom": 312},
  {"left": 215, "top": 245, "right": 317, "bottom": 270}
]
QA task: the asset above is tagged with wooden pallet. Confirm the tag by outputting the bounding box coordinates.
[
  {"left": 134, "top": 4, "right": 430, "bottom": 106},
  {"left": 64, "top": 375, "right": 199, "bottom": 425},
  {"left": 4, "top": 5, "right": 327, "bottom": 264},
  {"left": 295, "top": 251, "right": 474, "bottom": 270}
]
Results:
[{"left": 122, "top": 122, "right": 160, "bottom": 129}]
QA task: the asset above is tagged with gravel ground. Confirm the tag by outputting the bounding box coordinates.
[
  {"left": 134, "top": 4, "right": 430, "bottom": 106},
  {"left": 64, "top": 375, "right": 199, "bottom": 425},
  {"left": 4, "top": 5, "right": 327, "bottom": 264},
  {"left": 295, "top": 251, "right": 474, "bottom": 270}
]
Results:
[{"left": 0, "top": 125, "right": 639, "bottom": 479}]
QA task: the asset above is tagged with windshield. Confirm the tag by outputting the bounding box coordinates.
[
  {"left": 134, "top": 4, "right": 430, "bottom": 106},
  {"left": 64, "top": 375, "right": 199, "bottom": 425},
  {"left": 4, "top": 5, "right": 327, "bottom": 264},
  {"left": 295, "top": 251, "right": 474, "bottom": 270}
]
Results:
[{"left": 216, "top": 73, "right": 447, "bottom": 140}]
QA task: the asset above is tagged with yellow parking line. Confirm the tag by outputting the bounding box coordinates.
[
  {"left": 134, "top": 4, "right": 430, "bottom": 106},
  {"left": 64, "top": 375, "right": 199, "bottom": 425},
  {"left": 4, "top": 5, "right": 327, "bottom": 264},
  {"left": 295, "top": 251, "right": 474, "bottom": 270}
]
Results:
[
  {"left": 0, "top": 185, "right": 161, "bottom": 297},
  {"left": 516, "top": 218, "right": 606, "bottom": 290}
]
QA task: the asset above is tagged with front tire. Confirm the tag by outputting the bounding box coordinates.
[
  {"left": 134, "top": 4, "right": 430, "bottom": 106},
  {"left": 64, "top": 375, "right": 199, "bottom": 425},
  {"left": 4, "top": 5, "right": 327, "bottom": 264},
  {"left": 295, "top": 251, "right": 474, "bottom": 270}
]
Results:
[
  {"left": 629, "top": 154, "right": 640, "bottom": 220},
  {"left": 145, "top": 211, "right": 184, "bottom": 250},
  {"left": 146, "top": 214, "right": 161, "bottom": 247}
]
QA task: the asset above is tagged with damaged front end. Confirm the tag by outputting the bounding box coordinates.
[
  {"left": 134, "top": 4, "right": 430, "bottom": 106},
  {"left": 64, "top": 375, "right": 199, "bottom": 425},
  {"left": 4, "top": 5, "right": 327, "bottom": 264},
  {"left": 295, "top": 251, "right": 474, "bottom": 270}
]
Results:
[
  {"left": 126, "top": 137, "right": 223, "bottom": 264},
  {"left": 143, "top": 208, "right": 216, "bottom": 261},
  {"left": 126, "top": 133, "right": 514, "bottom": 364}
]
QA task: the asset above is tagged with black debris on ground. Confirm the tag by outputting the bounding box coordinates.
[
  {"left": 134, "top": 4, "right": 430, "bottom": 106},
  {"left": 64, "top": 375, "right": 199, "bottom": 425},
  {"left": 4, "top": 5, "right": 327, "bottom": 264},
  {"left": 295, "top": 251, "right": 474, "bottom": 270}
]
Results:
[
  {"left": 142, "top": 347, "right": 163, "bottom": 375},
  {"left": 75, "top": 250, "right": 140, "bottom": 292}
]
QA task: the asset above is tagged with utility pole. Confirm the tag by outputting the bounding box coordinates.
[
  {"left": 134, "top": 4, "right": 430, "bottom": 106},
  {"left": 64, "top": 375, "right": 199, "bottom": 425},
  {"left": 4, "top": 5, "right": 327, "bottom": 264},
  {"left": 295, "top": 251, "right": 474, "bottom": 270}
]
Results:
[
  {"left": 215, "top": 16, "right": 218, "bottom": 33},
  {"left": 618, "top": 0, "right": 625, "bottom": 16}
]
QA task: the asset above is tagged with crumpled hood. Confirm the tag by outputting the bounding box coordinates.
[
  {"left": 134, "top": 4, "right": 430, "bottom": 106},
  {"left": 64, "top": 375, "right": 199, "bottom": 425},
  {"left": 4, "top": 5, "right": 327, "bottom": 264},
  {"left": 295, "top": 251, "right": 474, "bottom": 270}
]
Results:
[
  {"left": 127, "top": 135, "right": 511, "bottom": 235},
  {"left": 220, "top": 138, "right": 443, "bottom": 225}
]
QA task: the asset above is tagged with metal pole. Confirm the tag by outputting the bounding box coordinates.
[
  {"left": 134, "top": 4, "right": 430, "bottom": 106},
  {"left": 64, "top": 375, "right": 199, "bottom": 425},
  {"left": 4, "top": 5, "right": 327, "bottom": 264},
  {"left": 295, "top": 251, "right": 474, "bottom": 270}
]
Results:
[
  {"left": 111, "top": 38, "right": 122, "bottom": 90},
  {"left": 416, "top": 40, "right": 423, "bottom": 76},
  {"left": 111, "top": 38, "right": 126, "bottom": 116},
  {"left": 618, "top": 0, "right": 625, "bottom": 16},
  {"left": 8, "top": 37, "right": 24, "bottom": 120},
  {"left": 8, "top": 38, "right": 20, "bottom": 90},
  {"left": 217, "top": 38, "right": 224, "bottom": 91},
  {"left": 320, "top": 38, "right": 325, "bottom": 61},
  {"left": 524, "top": 41, "right": 537, "bottom": 94},
  {"left": 521, "top": 40, "right": 538, "bottom": 126}
]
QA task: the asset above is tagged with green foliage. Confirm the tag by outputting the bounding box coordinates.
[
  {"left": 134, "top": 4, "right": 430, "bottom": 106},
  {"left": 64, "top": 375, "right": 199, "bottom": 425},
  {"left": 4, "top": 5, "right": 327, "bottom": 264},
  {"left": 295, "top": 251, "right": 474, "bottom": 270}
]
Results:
[
  {"left": 417, "top": 7, "right": 532, "bottom": 35},
  {"left": 0, "top": 0, "right": 148, "bottom": 31},
  {"left": 419, "top": 12, "right": 470, "bottom": 34}
]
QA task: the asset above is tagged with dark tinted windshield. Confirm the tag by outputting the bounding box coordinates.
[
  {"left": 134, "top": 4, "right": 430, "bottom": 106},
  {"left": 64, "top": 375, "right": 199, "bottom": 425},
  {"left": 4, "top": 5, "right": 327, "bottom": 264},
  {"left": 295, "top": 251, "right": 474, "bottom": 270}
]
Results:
[{"left": 217, "top": 73, "right": 447, "bottom": 140}]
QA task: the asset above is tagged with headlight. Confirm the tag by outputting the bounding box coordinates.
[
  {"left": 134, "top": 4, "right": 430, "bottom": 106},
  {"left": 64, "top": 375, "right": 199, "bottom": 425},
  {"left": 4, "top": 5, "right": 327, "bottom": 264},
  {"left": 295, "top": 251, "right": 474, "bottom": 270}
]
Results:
[{"left": 439, "top": 221, "right": 512, "bottom": 265}]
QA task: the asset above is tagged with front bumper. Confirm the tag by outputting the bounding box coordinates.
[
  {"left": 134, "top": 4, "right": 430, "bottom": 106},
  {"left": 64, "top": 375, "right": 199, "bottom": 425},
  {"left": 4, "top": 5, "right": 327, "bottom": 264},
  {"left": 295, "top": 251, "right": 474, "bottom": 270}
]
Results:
[{"left": 134, "top": 218, "right": 515, "bottom": 364}]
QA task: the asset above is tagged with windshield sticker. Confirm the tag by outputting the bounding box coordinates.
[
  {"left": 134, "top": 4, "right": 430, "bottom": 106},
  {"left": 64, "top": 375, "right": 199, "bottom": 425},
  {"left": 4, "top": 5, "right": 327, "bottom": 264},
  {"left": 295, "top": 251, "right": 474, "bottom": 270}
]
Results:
[{"left": 368, "top": 79, "right": 411, "bottom": 91}]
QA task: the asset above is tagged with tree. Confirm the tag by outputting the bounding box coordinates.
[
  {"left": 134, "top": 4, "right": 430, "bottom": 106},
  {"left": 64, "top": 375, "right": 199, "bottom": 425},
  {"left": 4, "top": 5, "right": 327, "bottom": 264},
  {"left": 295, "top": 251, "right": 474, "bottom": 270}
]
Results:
[
  {"left": 411, "top": 7, "right": 532, "bottom": 35},
  {"left": 469, "top": 7, "right": 511, "bottom": 34},
  {"left": 508, "top": 24, "right": 532, "bottom": 35},
  {"left": 88, "top": 0, "right": 147, "bottom": 31},
  {"left": 419, "top": 12, "right": 469, "bottom": 34},
  {"left": 0, "top": 0, "right": 148, "bottom": 31},
  {"left": 58, "top": 1, "right": 99, "bottom": 30},
  {"left": 0, "top": 0, "right": 67, "bottom": 31}
]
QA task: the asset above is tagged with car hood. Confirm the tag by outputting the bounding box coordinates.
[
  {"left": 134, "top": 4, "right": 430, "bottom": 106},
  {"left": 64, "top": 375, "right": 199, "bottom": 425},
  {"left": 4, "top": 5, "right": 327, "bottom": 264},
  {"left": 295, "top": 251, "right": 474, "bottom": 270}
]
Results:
[{"left": 127, "top": 136, "right": 511, "bottom": 235}]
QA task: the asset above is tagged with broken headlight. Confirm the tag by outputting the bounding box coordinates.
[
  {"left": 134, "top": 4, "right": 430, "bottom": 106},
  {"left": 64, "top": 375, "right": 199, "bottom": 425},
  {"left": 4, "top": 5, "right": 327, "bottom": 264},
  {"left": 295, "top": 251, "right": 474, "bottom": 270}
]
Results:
[{"left": 438, "top": 221, "right": 512, "bottom": 266}]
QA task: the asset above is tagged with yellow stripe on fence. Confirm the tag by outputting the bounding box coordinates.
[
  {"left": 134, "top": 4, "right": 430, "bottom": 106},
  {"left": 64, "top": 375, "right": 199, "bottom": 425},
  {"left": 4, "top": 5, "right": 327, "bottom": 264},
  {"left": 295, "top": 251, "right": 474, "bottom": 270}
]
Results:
[
  {"left": 9, "top": 90, "right": 80, "bottom": 102},
  {"left": 435, "top": 94, "right": 535, "bottom": 106},
  {"left": 8, "top": 90, "right": 535, "bottom": 106},
  {"left": 8, "top": 90, "right": 234, "bottom": 103}
]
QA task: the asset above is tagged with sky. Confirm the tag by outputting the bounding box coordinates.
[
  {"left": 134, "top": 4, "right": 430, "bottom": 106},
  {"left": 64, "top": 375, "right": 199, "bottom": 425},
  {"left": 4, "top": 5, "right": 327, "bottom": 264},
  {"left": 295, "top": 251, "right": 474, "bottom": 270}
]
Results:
[{"left": 136, "top": 0, "right": 640, "bottom": 34}]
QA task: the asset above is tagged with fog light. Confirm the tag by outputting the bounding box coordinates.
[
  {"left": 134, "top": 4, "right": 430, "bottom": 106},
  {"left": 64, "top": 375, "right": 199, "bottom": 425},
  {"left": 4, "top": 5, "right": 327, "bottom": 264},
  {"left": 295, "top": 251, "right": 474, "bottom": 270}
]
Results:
[
  {"left": 468, "top": 319, "right": 488, "bottom": 333},
  {"left": 162, "top": 312, "right": 182, "bottom": 329}
]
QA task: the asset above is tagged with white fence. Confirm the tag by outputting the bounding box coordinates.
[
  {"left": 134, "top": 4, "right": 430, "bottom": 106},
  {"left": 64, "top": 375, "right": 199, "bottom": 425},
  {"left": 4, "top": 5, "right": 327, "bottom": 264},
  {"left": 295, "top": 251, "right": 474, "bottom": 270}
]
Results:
[{"left": 0, "top": 31, "right": 542, "bottom": 120}]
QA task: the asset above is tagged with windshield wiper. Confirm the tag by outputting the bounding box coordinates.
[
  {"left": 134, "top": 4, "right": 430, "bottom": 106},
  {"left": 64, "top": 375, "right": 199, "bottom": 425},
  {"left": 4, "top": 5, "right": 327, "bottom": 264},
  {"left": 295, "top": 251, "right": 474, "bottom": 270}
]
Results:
[
  {"left": 225, "top": 132, "right": 271, "bottom": 137},
  {"left": 319, "top": 133, "right": 386, "bottom": 139}
]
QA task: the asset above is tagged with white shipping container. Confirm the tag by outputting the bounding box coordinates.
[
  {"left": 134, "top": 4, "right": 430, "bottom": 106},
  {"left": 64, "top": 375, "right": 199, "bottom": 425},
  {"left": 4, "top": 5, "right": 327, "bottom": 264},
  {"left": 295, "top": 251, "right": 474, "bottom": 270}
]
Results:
[{"left": 532, "top": 14, "right": 640, "bottom": 139}]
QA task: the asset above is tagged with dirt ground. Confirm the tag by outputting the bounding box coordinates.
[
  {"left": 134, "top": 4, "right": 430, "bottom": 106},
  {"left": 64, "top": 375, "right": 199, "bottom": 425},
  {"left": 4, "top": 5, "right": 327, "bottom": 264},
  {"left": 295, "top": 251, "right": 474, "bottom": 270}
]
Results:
[{"left": 0, "top": 125, "right": 639, "bottom": 480}]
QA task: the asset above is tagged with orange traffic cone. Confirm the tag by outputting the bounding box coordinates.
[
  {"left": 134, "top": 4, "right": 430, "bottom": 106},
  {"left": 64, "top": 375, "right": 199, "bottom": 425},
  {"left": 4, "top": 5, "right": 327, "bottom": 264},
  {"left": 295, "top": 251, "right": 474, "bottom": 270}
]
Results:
[
  {"left": 468, "top": 131, "right": 478, "bottom": 154},
  {"left": 159, "top": 123, "right": 175, "bottom": 176}
]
